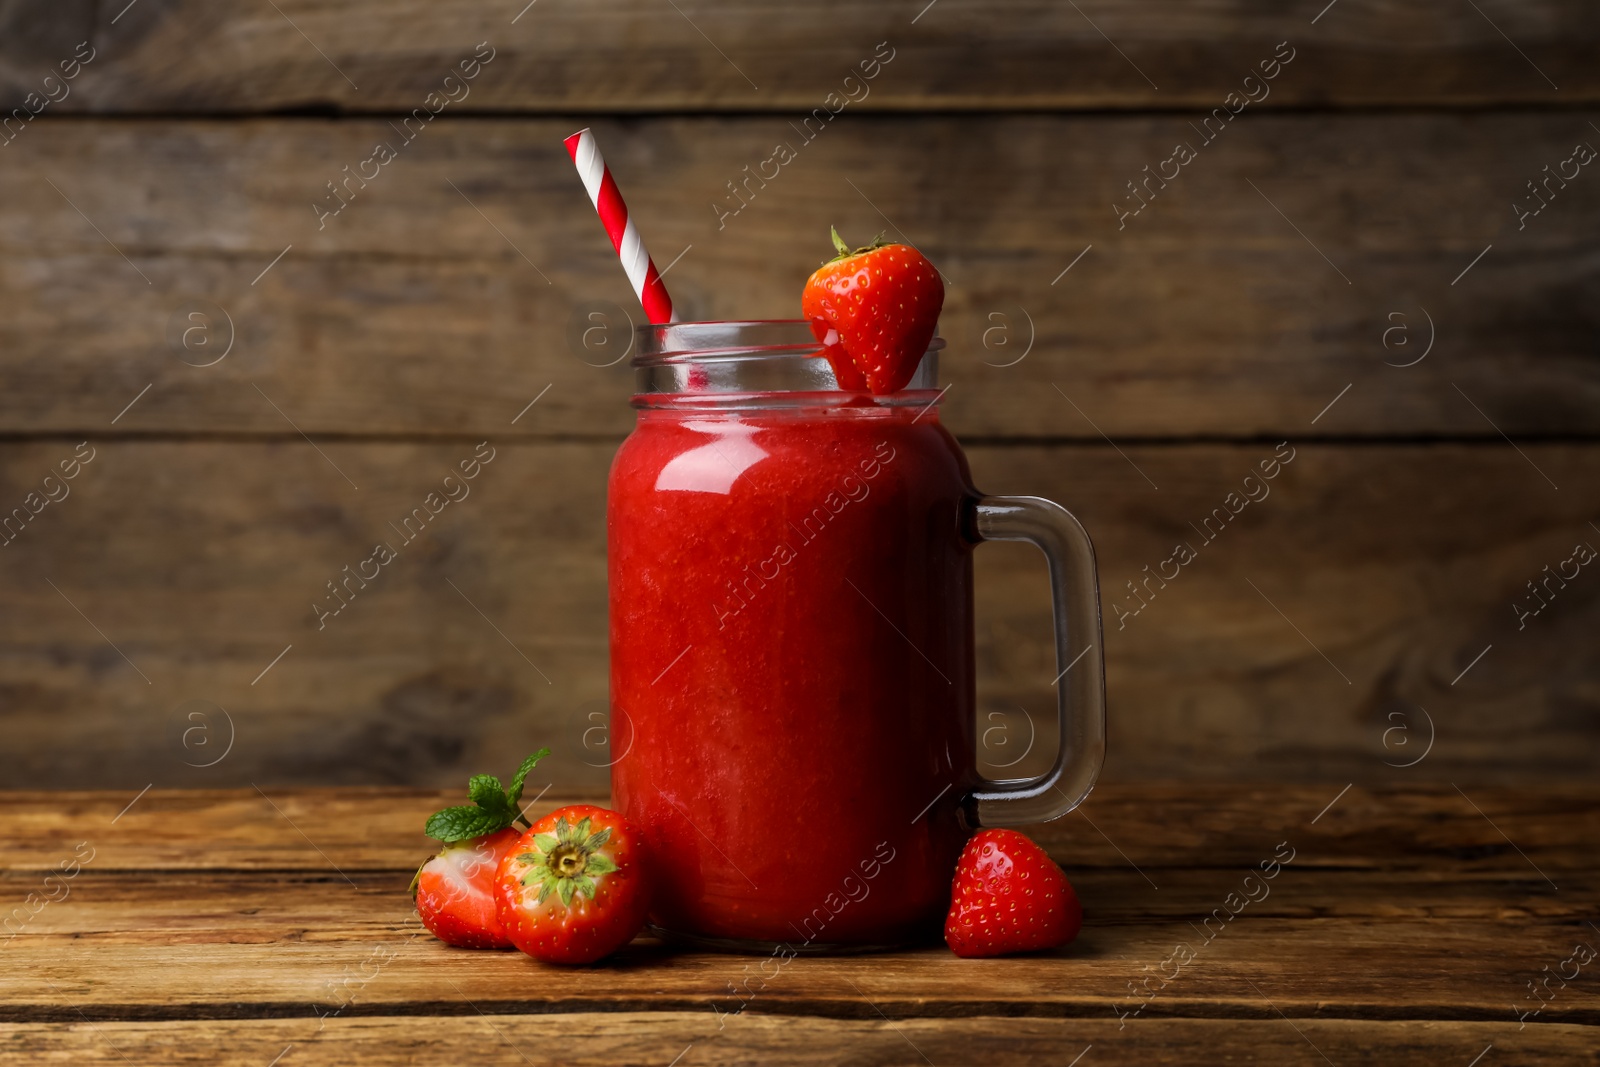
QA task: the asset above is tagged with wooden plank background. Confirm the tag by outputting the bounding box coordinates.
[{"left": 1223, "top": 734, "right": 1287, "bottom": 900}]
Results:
[
  {"left": 2, "top": 0, "right": 1597, "bottom": 111},
  {"left": 0, "top": 114, "right": 1597, "bottom": 439},
  {"left": 0, "top": 1, "right": 1595, "bottom": 790}
]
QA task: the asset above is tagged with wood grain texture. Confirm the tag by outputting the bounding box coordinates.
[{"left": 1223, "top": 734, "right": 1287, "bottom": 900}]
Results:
[
  {"left": 5, "top": 1017, "right": 1596, "bottom": 1067},
  {"left": 6, "top": 784, "right": 1594, "bottom": 873},
  {"left": 0, "top": 439, "right": 1595, "bottom": 789},
  {"left": 0, "top": 115, "right": 1595, "bottom": 440},
  {"left": 0, "top": 0, "right": 1596, "bottom": 113},
  {"left": 5, "top": 927, "right": 1593, "bottom": 1023},
  {"left": 0, "top": 787, "right": 1595, "bottom": 1067},
  {"left": 7, "top": 866, "right": 1596, "bottom": 933},
  {"left": 0, "top": 790, "right": 1593, "bottom": 1036}
]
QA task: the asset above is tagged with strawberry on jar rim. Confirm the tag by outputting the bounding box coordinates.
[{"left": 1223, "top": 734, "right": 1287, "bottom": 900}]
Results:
[
  {"left": 411, "top": 748, "right": 551, "bottom": 950},
  {"left": 801, "top": 227, "right": 944, "bottom": 396},
  {"left": 495, "top": 804, "right": 650, "bottom": 965}
]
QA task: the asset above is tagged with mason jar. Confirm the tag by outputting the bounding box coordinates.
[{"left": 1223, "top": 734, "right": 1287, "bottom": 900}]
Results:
[{"left": 607, "top": 321, "right": 1105, "bottom": 951}]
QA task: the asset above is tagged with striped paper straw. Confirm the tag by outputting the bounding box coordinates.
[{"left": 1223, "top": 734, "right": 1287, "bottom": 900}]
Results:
[{"left": 564, "top": 128, "right": 675, "bottom": 324}]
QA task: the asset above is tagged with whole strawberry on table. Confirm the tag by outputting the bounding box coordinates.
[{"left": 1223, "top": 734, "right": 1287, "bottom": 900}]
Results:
[
  {"left": 944, "top": 829, "right": 1084, "bottom": 958},
  {"left": 496, "top": 804, "right": 649, "bottom": 965}
]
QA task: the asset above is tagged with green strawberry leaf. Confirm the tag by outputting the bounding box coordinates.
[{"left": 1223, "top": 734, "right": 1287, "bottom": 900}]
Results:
[
  {"left": 557, "top": 878, "right": 575, "bottom": 908},
  {"left": 825, "top": 226, "right": 890, "bottom": 264},
  {"left": 533, "top": 833, "right": 561, "bottom": 855},
  {"left": 507, "top": 747, "right": 551, "bottom": 809},
  {"left": 574, "top": 816, "right": 592, "bottom": 842},
  {"left": 584, "top": 852, "right": 617, "bottom": 875},
  {"left": 424, "top": 805, "right": 508, "bottom": 843},
  {"left": 586, "top": 826, "right": 612, "bottom": 851},
  {"left": 571, "top": 875, "right": 596, "bottom": 901}
]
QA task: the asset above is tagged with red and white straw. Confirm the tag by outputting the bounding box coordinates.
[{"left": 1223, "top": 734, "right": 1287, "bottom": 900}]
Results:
[{"left": 564, "top": 128, "right": 675, "bottom": 324}]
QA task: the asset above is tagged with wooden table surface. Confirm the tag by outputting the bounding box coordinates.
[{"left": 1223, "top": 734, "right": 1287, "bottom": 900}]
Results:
[{"left": 2, "top": 784, "right": 1596, "bottom": 1065}]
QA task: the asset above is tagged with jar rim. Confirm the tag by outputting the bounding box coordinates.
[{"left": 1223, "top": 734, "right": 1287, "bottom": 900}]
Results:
[
  {"left": 630, "top": 320, "right": 943, "bottom": 402},
  {"left": 633, "top": 319, "right": 945, "bottom": 366}
]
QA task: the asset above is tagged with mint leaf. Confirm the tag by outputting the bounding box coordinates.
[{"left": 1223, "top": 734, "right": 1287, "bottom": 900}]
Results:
[
  {"left": 422, "top": 747, "right": 552, "bottom": 842},
  {"left": 507, "top": 747, "right": 551, "bottom": 809},
  {"left": 424, "top": 805, "right": 508, "bottom": 843},
  {"left": 468, "top": 774, "right": 511, "bottom": 815}
]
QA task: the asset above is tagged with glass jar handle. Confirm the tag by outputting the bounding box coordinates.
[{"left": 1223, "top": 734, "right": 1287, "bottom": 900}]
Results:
[{"left": 967, "top": 495, "right": 1106, "bottom": 826}]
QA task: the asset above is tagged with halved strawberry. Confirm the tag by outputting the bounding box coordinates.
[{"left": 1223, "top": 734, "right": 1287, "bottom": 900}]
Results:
[
  {"left": 495, "top": 805, "right": 650, "bottom": 965},
  {"left": 801, "top": 227, "right": 944, "bottom": 395},
  {"left": 412, "top": 828, "right": 521, "bottom": 948},
  {"left": 945, "top": 828, "right": 1082, "bottom": 958},
  {"left": 411, "top": 748, "right": 550, "bottom": 949}
]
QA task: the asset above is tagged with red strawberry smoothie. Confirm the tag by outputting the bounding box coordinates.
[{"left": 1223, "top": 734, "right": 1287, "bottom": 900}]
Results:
[{"left": 608, "top": 399, "right": 978, "bottom": 946}]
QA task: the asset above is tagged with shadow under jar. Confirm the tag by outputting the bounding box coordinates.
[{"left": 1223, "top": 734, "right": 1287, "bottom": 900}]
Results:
[{"left": 607, "top": 321, "right": 1105, "bottom": 952}]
